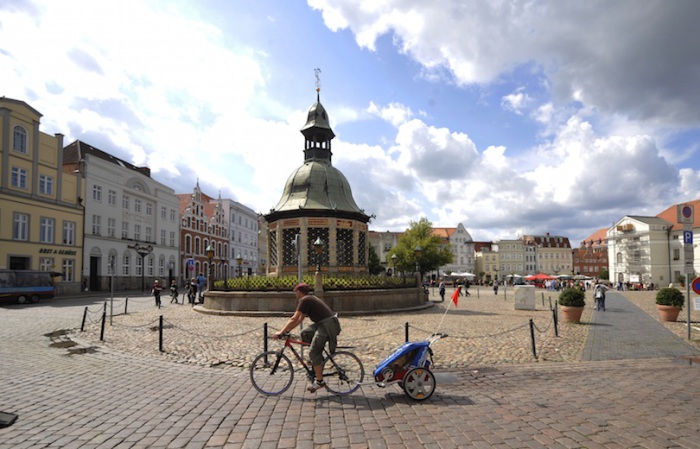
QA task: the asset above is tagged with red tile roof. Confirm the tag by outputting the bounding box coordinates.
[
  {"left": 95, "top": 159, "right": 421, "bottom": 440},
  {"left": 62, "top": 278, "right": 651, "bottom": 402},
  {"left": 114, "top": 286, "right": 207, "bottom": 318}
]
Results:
[{"left": 656, "top": 199, "right": 700, "bottom": 231}]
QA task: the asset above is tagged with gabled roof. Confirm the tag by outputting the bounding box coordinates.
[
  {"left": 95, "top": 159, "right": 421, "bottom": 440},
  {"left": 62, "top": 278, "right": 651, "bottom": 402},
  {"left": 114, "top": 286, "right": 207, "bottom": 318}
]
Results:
[
  {"left": 432, "top": 227, "right": 456, "bottom": 239},
  {"left": 581, "top": 228, "right": 608, "bottom": 247}
]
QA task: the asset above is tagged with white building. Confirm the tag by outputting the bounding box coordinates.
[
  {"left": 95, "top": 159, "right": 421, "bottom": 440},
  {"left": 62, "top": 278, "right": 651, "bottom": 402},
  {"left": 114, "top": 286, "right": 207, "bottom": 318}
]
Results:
[
  {"left": 64, "top": 141, "right": 180, "bottom": 291},
  {"left": 214, "top": 198, "right": 259, "bottom": 277}
]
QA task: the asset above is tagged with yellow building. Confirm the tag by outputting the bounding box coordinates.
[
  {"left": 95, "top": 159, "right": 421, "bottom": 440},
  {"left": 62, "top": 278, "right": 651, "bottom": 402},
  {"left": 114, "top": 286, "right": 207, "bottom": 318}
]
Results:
[{"left": 0, "top": 97, "right": 84, "bottom": 294}]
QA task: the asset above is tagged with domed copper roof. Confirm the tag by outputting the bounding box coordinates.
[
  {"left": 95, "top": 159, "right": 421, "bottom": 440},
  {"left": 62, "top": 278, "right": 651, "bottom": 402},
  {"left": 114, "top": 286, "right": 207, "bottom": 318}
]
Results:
[{"left": 265, "top": 92, "right": 369, "bottom": 223}]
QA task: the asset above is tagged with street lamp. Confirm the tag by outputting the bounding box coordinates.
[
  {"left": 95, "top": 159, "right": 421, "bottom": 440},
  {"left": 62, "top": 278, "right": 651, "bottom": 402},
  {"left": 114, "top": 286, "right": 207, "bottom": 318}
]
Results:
[
  {"left": 221, "top": 257, "right": 228, "bottom": 291},
  {"left": 128, "top": 243, "right": 153, "bottom": 292},
  {"left": 313, "top": 237, "right": 324, "bottom": 272},
  {"left": 205, "top": 244, "right": 214, "bottom": 291},
  {"left": 413, "top": 245, "right": 423, "bottom": 273},
  {"left": 236, "top": 254, "right": 243, "bottom": 278},
  {"left": 391, "top": 254, "right": 397, "bottom": 277}
]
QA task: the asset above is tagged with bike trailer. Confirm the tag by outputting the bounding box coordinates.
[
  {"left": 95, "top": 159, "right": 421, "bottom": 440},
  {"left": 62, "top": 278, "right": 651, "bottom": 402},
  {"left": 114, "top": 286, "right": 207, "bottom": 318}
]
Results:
[{"left": 373, "top": 340, "right": 432, "bottom": 384}]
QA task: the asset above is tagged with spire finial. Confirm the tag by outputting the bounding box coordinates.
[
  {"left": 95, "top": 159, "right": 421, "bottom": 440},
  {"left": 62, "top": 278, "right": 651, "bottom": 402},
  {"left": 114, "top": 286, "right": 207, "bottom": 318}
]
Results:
[{"left": 314, "top": 68, "right": 321, "bottom": 100}]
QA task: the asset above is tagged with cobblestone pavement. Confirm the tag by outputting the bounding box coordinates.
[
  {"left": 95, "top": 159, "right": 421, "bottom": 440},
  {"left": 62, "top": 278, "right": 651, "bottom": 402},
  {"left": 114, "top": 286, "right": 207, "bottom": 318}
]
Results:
[{"left": 1, "top": 288, "right": 699, "bottom": 448}]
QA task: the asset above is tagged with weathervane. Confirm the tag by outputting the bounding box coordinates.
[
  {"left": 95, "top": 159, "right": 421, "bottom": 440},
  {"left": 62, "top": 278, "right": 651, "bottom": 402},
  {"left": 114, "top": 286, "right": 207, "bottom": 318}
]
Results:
[{"left": 314, "top": 68, "right": 321, "bottom": 92}]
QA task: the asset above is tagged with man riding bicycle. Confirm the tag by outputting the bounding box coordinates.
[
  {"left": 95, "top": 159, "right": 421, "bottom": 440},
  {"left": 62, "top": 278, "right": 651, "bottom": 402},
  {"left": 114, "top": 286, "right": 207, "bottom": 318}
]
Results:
[{"left": 272, "top": 283, "right": 341, "bottom": 393}]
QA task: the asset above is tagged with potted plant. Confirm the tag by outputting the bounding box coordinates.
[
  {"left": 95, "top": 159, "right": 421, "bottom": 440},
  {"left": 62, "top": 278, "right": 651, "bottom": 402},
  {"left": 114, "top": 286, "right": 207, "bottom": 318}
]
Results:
[
  {"left": 655, "top": 287, "right": 684, "bottom": 322},
  {"left": 558, "top": 287, "right": 586, "bottom": 323}
]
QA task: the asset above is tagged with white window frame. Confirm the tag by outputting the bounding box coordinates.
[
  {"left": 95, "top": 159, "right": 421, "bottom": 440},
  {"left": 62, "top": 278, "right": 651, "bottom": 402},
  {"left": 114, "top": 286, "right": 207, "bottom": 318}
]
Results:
[
  {"left": 11, "top": 167, "right": 28, "bottom": 189},
  {"left": 63, "top": 221, "right": 76, "bottom": 245},
  {"left": 40, "top": 217, "right": 55, "bottom": 243},
  {"left": 39, "top": 175, "right": 54, "bottom": 195},
  {"left": 13, "top": 213, "right": 29, "bottom": 240}
]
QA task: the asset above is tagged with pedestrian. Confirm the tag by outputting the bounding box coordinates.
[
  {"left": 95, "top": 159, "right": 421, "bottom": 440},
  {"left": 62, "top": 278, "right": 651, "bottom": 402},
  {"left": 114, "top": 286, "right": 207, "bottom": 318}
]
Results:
[
  {"left": 170, "top": 280, "right": 178, "bottom": 304},
  {"left": 438, "top": 278, "right": 445, "bottom": 302},
  {"left": 196, "top": 272, "right": 206, "bottom": 303},
  {"left": 464, "top": 280, "right": 471, "bottom": 297},
  {"left": 188, "top": 278, "right": 197, "bottom": 305},
  {"left": 152, "top": 279, "right": 163, "bottom": 308},
  {"left": 593, "top": 282, "right": 608, "bottom": 311},
  {"left": 272, "top": 283, "right": 341, "bottom": 393},
  {"left": 493, "top": 281, "right": 499, "bottom": 295}
]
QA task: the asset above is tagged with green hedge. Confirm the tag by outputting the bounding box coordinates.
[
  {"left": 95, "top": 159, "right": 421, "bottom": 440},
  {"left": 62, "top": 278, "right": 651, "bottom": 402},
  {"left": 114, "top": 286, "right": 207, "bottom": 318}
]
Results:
[{"left": 212, "top": 274, "right": 418, "bottom": 292}]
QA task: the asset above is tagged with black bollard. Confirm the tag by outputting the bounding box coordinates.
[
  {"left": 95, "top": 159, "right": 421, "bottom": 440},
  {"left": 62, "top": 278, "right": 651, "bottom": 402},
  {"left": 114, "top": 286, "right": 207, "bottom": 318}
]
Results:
[
  {"left": 81, "top": 306, "right": 88, "bottom": 332},
  {"left": 100, "top": 307, "right": 106, "bottom": 341},
  {"left": 553, "top": 307, "right": 559, "bottom": 337},
  {"left": 264, "top": 323, "right": 269, "bottom": 365},
  {"left": 405, "top": 322, "right": 409, "bottom": 343},
  {"left": 529, "top": 319, "right": 537, "bottom": 359},
  {"left": 159, "top": 315, "right": 164, "bottom": 353},
  {"left": 124, "top": 297, "right": 128, "bottom": 315}
]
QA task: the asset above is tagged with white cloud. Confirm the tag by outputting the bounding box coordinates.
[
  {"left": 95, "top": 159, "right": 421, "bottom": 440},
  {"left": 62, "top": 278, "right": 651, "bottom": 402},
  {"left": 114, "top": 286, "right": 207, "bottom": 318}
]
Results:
[{"left": 501, "top": 88, "right": 531, "bottom": 115}]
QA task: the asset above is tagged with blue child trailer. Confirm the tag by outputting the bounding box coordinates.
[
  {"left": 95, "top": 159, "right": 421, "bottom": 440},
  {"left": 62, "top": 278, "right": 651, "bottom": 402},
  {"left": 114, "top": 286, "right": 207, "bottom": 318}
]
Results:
[{"left": 373, "top": 333, "right": 448, "bottom": 401}]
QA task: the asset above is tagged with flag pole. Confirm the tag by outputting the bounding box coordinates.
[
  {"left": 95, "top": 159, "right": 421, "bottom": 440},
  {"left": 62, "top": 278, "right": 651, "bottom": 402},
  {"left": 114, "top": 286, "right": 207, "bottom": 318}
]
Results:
[{"left": 435, "top": 286, "right": 459, "bottom": 333}]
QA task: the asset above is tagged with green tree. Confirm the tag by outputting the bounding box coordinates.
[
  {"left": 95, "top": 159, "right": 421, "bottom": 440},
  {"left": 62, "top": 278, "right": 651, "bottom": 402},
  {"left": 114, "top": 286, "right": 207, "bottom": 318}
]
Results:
[
  {"left": 598, "top": 268, "right": 609, "bottom": 280},
  {"left": 387, "top": 217, "right": 454, "bottom": 275},
  {"left": 368, "top": 244, "right": 384, "bottom": 275}
]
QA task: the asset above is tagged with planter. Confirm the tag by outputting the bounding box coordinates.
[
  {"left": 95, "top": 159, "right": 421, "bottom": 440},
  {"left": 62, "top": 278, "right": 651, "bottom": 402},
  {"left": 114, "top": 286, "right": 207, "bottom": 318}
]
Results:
[
  {"left": 656, "top": 305, "right": 681, "bottom": 322},
  {"left": 560, "top": 305, "right": 584, "bottom": 323}
]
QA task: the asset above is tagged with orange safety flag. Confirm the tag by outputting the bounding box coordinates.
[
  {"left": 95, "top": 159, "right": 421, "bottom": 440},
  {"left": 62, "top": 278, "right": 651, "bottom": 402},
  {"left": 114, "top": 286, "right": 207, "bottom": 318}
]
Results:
[{"left": 451, "top": 286, "right": 460, "bottom": 307}]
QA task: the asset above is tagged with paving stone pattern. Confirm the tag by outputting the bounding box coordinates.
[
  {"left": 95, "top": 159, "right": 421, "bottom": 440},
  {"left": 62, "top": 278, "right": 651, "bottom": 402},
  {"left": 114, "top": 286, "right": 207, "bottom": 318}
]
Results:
[{"left": 0, "top": 291, "right": 699, "bottom": 448}]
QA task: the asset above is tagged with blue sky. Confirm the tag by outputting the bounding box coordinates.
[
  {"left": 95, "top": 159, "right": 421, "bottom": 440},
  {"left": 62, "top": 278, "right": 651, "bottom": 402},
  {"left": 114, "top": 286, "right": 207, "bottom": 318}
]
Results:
[{"left": 2, "top": 0, "right": 700, "bottom": 246}]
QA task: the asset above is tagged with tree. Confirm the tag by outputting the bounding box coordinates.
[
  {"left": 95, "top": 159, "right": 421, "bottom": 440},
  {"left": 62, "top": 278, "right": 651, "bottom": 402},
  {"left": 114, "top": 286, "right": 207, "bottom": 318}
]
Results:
[
  {"left": 368, "top": 244, "right": 384, "bottom": 275},
  {"left": 387, "top": 217, "right": 454, "bottom": 275}
]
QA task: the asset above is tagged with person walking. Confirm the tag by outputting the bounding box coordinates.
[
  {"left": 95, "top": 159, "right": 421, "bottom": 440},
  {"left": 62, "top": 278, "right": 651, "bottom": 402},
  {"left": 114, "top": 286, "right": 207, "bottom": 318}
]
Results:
[
  {"left": 493, "top": 281, "right": 499, "bottom": 295},
  {"left": 438, "top": 278, "right": 446, "bottom": 302},
  {"left": 272, "top": 283, "right": 341, "bottom": 393},
  {"left": 196, "top": 273, "right": 206, "bottom": 304},
  {"left": 188, "top": 278, "right": 197, "bottom": 305},
  {"left": 170, "top": 280, "right": 178, "bottom": 304},
  {"left": 152, "top": 279, "right": 163, "bottom": 308},
  {"left": 593, "top": 282, "right": 608, "bottom": 311}
]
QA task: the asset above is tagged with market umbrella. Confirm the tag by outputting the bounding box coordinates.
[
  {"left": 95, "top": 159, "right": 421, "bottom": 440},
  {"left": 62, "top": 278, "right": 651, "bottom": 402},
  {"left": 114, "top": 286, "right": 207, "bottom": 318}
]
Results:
[{"left": 525, "top": 273, "right": 557, "bottom": 281}]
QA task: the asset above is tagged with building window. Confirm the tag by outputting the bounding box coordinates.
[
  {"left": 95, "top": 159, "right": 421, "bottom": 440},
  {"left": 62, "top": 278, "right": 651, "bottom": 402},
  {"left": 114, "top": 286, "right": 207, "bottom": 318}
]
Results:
[
  {"left": 170, "top": 209, "right": 176, "bottom": 221},
  {"left": 39, "top": 175, "right": 54, "bottom": 195},
  {"left": 108, "top": 189, "right": 117, "bottom": 206},
  {"left": 169, "top": 231, "right": 175, "bottom": 247},
  {"left": 134, "top": 199, "right": 142, "bottom": 213},
  {"left": 11, "top": 167, "right": 28, "bottom": 189},
  {"left": 159, "top": 256, "right": 165, "bottom": 277},
  {"left": 40, "top": 257, "right": 54, "bottom": 272},
  {"left": 40, "top": 217, "right": 55, "bottom": 243},
  {"left": 13, "top": 125, "right": 28, "bottom": 153},
  {"left": 147, "top": 256, "right": 154, "bottom": 276},
  {"left": 134, "top": 224, "right": 141, "bottom": 241},
  {"left": 92, "top": 215, "right": 101, "bottom": 235},
  {"left": 135, "top": 256, "right": 143, "bottom": 276},
  {"left": 13, "top": 213, "right": 29, "bottom": 240},
  {"left": 146, "top": 202, "right": 152, "bottom": 216},
  {"left": 673, "top": 248, "right": 680, "bottom": 260},
  {"left": 161, "top": 207, "right": 167, "bottom": 220},
  {"left": 108, "top": 218, "right": 116, "bottom": 238},
  {"left": 185, "top": 235, "right": 191, "bottom": 254},
  {"left": 122, "top": 195, "right": 130, "bottom": 210},
  {"left": 93, "top": 185, "right": 102, "bottom": 202},
  {"left": 62, "top": 259, "right": 75, "bottom": 282},
  {"left": 122, "top": 254, "right": 130, "bottom": 276},
  {"left": 121, "top": 222, "right": 129, "bottom": 239},
  {"left": 161, "top": 230, "right": 166, "bottom": 245},
  {"left": 63, "top": 221, "right": 76, "bottom": 245}
]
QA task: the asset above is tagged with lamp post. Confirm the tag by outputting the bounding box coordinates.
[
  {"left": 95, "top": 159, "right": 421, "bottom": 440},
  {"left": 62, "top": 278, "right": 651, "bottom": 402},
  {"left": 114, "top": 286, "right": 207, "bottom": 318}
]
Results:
[
  {"left": 128, "top": 243, "right": 153, "bottom": 292},
  {"left": 205, "top": 244, "right": 214, "bottom": 291},
  {"left": 414, "top": 245, "right": 423, "bottom": 286},
  {"left": 313, "top": 237, "right": 324, "bottom": 272},
  {"left": 391, "top": 254, "right": 397, "bottom": 277},
  {"left": 236, "top": 254, "right": 243, "bottom": 278},
  {"left": 221, "top": 257, "right": 227, "bottom": 291}
]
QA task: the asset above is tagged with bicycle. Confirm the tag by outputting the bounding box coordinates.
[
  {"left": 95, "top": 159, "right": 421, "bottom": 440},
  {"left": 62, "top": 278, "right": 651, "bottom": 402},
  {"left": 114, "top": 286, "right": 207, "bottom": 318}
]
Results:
[{"left": 250, "top": 332, "right": 364, "bottom": 396}]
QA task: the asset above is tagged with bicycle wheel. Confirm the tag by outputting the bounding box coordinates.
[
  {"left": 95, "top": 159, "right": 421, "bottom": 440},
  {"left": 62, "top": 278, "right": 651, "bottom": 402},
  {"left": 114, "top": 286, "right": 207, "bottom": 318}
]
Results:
[
  {"left": 250, "top": 351, "right": 294, "bottom": 395},
  {"left": 402, "top": 367, "right": 436, "bottom": 401},
  {"left": 322, "top": 351, "right": 364, "bottom": 395}
]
